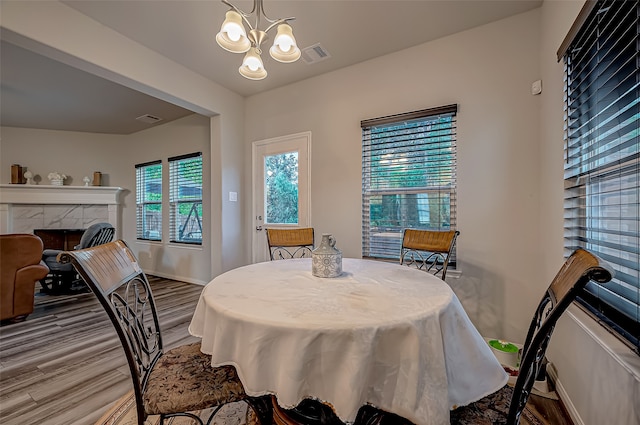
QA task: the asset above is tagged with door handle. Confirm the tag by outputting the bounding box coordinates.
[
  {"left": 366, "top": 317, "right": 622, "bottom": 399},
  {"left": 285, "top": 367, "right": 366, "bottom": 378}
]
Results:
[{"left": 256, "top": 226, "right": 263, "bottom": 231}]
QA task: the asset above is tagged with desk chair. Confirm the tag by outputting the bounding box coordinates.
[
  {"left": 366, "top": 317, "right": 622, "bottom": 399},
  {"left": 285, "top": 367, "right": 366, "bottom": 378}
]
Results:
[
  {"left": 58, "top": 240, "right": 272, "bottom": 425},
  {"left": 40, "top": 222, "right": 115, "bottom": 293},
  {"left": 399, "top": 229, "right": 460, "bottom": 280},
  {"left": 266, "top": 227, "right": 314, "bottom": 260},
  {"left": 356, "top": 248, "right": 613, "bottom": 425}
]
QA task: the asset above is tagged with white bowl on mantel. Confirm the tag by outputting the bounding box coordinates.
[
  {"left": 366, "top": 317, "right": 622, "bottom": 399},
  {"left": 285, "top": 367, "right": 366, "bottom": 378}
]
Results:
[{"left": 50, "top": 179, "right": 64, "bottom": 186}]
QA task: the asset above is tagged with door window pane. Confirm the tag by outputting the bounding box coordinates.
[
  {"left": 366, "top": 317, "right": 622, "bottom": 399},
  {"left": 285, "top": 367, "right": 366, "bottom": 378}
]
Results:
[{"left": 265, "top": 152, "right": 298, "bottom": 224}]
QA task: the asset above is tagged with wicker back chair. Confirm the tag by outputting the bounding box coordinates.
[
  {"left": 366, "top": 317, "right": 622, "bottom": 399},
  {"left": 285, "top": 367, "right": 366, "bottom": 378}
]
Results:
[
  {"left": 399, "top": 229, "right": 460, "bottom": 280},
  {"left": 58, "top": 240, "right": 270, "bottom": 425},
  {"left": 449, "top": 248, "right": 613, "bottom": 425},
  {"left": 266, "top": 227, "right": 315, "bottom": 260},
  {"left": 356, "top": 248, "right": 613, "bottom": 425}
]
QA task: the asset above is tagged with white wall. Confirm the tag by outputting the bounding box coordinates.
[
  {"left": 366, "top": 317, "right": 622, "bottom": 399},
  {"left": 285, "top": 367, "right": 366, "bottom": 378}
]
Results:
[
  {"left": 539, "top": 2, "right": 640, "bottom": 424},
  {"left": 125, "top": 114, "right": 212, "bottom": 284},
  {"left": 246, "top": 9, "right": 543, "bottom": 343}
]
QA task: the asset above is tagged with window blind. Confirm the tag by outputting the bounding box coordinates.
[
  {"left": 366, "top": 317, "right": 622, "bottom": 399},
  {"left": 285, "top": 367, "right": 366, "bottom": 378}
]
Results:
[
  {"left": 169, "top": 152, "right": 203, "bottom": 244},
  {"left": 562, "top": 0, "right": 639, "bottom": 353},
  {"left": 135, "top": 160, "right": 162, "bottom": 241},
  {"left": 362, "top": 105, "right": 458, "bottom": 260}
]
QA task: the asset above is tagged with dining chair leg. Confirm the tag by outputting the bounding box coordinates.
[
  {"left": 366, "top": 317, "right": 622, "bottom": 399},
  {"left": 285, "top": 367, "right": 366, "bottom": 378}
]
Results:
[
  {"left": 354, "top": 405, "right": 413, "bottom": 425},
  {"left": 247, "top": 395, "right": 275, "bottom": 425}
]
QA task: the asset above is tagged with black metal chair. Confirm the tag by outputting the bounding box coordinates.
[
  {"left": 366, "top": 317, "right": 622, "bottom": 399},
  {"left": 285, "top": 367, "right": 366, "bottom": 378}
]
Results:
[
  {"left": 399, "top": 229, "right": 460, "bottom": 280},
  {"left": 266, "top": 227, "right": 314, "bottom": 260},
  {"left": 58, "top": 239, "right": 272, "bottom": 425},
  {"left": 40, "top": 222, "right": 115, "bottom": 293},
  {"left": 356, "top": 248, "right": 613, "bottom": 425}
]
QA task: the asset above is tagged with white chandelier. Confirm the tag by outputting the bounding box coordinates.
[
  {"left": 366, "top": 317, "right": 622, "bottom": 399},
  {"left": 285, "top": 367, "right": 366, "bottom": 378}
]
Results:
[{"left": 216, "top": 0, "right": 301, "bottom": 80}]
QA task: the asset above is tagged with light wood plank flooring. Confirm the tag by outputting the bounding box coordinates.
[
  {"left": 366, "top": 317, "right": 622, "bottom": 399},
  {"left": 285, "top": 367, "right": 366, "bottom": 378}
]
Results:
[{"left": 0, "top": 277, "right": 203, "bottom": 425}]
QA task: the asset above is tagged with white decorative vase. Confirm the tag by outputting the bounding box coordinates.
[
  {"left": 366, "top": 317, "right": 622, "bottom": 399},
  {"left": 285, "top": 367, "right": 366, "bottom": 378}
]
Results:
[
  {"left": 50, "top": 178, "right": 63, "bottom": 186},
  {"left": 312, "top": 233, "right": 342, "bottom": 278}
]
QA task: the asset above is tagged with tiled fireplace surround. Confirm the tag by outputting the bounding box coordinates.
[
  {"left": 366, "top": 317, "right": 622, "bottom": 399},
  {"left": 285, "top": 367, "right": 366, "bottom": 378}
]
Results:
[{"left": 0, "top": 185, "right": 123, "bottom": 238}]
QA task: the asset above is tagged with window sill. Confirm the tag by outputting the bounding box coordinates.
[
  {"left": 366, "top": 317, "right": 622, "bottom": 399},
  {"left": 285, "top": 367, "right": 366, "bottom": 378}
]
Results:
[{"left": 168, "top": 242, "right": 203, "bottom": 250}]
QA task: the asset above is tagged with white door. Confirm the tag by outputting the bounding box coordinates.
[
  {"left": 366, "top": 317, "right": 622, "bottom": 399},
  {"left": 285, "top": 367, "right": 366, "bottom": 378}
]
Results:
[{"left": 252, "top": 132, "right": 311, "bottom": 263}]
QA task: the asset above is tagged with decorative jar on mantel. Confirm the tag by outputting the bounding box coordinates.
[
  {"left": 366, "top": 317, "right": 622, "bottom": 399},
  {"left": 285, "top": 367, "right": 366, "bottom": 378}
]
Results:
[
  {"left": 312, "top": 233, "right": 342, "bottom": 278},
  {"left": 47, "top": 172, "right": 66, "bottom": 186}
]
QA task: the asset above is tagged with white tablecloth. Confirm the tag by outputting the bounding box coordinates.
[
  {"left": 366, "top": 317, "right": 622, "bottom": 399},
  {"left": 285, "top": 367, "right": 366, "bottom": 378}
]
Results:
[{"left": 189, "top": 258, "right": 507, "bottom": 425}]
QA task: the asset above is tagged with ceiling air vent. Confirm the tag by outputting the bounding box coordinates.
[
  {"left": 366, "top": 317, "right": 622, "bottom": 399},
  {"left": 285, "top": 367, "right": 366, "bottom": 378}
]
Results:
[
  {"left": 301, "top": 43, "right": 331, "bottom": 65},
  {"left": 136, "top": 114, "right": 163, "bottom": 124}
]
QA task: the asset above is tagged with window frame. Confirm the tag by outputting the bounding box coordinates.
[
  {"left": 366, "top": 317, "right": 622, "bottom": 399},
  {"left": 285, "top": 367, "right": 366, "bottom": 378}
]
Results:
[
  {"left": 361, "top": 104, "right": 458, "bottom": 262},
  {"left": 169, "top": 152, "right": 203, "bottom": 245},
  {"left": 135, "top": 160, "right": 163, "bottom": 242},
  {"left": 559, "top": 0, "right": 639, "bottom": 354}
]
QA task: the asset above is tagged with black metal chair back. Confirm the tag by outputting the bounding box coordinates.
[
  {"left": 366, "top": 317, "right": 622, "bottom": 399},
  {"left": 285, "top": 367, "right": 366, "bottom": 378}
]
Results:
[
  {"left": 266, "top": 227, "right": 315, "bottom": 260},
  {"left": 506, "top": 248, "right": 613, "bottom": 424},
  {"left": 400, "top": 229, "right": 460, "bottom": 280},
  {"left": 60, "top": 239, "right": 162, "bottom": 425},
  {"left": 59, "top": 239, "right": 272, "bottom": 425}
]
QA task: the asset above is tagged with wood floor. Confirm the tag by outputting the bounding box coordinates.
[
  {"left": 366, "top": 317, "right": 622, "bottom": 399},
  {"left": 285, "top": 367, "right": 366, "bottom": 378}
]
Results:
[
  {"left": 0, "top": 277, "right": 203, "bottom": 425},
  {"left": 0, "top": 277, "right": 573, "bottom": 425}
]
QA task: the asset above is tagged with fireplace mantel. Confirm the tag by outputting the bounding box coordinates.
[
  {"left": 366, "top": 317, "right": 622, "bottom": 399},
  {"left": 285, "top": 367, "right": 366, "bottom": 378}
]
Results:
[
  {"left": 0, "top": 184, "right": 123, "bottom": 205},
  {"left": 0, "top": 184, "right": 124, "bottom": 237}
]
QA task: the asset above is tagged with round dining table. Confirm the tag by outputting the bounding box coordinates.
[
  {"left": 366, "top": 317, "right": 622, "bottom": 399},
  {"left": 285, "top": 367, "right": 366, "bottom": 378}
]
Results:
[{"left": 189, "top": 258, "right": 507, "bottom": 425}]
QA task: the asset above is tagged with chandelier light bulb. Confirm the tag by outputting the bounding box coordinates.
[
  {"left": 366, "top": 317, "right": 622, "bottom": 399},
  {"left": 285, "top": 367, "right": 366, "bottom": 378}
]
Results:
[
  {"left": 225, "top": 25, "right": 242, "bottom": 42},
  {"left": 244, "top": 54, "right": 262, "bottom": 71},
  {"left": 239, "top": 47, "right": 267, "bottom": 80},
  {"left": 216, "top": 10, "right": 250, "bottom": 53},
  {"left": 270, "top": 23, "right": 300, "bottom": 63}
]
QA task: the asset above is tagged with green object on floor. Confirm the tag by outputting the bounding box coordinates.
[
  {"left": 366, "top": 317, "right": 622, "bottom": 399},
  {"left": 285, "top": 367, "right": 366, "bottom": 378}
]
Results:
[{"left": 488, "top": 339, "right": 519, "bottom": 353}]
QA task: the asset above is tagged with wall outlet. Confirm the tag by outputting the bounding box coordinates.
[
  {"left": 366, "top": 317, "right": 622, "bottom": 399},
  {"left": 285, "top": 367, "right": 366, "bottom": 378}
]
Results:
[{"left": 531, "top": 80, "right": 542, "bottom": 95}]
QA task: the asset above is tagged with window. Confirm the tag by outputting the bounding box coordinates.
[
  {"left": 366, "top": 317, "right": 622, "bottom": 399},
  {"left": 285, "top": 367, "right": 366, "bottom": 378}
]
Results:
[
  {"left": 361, "top": 105, "right": 458, "bottom": 260},
  {"left": 559, "top": 0, "right": 639, "bottom": 353},
  {"left": 265, "top": 151, "right": 299, "bottom": 224},
  {"left": 136, "top": 160, "right": 162, "bottom": 241},
  {"left": 169, "top": 152, "right": 203, "bottom": 244}
]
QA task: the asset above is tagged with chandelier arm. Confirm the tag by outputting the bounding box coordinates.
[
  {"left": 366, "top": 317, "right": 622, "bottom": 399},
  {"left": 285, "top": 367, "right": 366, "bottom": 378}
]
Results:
[
  {"left": 263, "top": 17, "right": 295, "bottom": 34},
  {"left": 220, "top": 0, "right": 296, "bottom": 33},
  {"left": 221, "top": 0, "right": 256, "bottom": 30}
]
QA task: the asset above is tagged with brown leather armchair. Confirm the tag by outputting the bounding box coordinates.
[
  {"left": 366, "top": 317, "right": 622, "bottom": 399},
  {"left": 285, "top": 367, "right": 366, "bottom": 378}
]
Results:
[{"left": 1, "top": 234, "right": 49, "bottom": 322}]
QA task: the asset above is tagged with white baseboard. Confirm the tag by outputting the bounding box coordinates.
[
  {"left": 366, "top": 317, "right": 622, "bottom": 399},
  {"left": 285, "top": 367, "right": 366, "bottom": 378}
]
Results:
[
  {"left": 142, "top": 269, "right": 207, "bottom": 286},
  {"left": 547, "top": 363, "right": 585, "bottom": 425}
]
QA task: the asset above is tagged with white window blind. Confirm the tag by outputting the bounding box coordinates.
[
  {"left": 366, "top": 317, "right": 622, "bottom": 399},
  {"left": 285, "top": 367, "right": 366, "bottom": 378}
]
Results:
[
  {"left": 169, "top": 152, "right": 203, "bottom": 244},
  {"left": 560, "top": 0, "right": 639, "bottom": 353},
  {"left": 135, "top": 160, "right": 162, "bottom": 241},
  {"left": 361, "top": 105, "right": 458, "bottom": 260}
]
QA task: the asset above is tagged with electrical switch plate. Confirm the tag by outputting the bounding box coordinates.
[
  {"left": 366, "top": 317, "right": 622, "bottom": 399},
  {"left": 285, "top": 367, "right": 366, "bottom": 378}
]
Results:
[{"left": 229, "top": 191, "right": 237, "bottom": 202}]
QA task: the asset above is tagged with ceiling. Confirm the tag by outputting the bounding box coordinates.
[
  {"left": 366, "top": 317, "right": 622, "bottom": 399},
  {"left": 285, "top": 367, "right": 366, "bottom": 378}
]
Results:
[{"left": 0, "top": 0, "right": 542, "bottom": 135}]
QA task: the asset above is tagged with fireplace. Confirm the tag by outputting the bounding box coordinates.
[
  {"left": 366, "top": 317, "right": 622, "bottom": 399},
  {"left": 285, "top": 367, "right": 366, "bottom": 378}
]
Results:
[
  {"left": 34, "top": 228, "right": 85, "bottom": 250},
  {"left": 0, "top": 185, "right": 123, "bottom": 238}
]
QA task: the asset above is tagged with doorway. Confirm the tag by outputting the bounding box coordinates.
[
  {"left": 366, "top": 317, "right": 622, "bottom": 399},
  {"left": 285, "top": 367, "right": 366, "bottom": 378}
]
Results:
[{"left": 252, "top": 132, "right": 311, "bottom": 262}]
